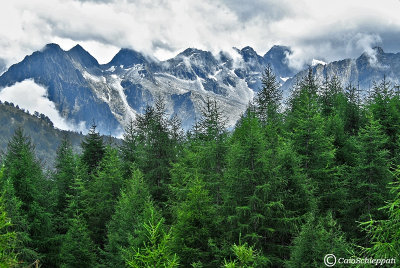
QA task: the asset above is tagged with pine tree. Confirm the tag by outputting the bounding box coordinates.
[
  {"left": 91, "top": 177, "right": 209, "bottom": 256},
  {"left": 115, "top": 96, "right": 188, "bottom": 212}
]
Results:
[
  {"left": 187, "top": 97, "right": 228, "bottom": 205},
  {"left": 361, "top": 168, "right": 400, "bottom": 259},
  {"left": 287, "top": 212, "right": 353, "bottom": 268},
  {"left": 3, "top": 128, "right": 42, "bottom": 211},
  {"left": 105, "top": 168, "right": 151, "bottom": 267},
  {"left": 172, "top": 177, "right": 219, "bottom": 267},
  {"left": 344, "top": 83, "right": 363, "bottom": 136},
  {"left": 255, "top": 64, "right": 282, "bottom": 125},
  {"left": 54, "top": 137, "right": 76, "bottom": 214},
  {"left": 0, "top": 166, "right": 35, "bottom": 264},
  {"left": 124, "top": 204, "right": 179, "bottom": 268},
  {"left": 0, "top": 171, "right": 18, "bottom": 268},
  {"left": 119, "top": 119, "right": 140, "bottom": 179},
  {"left": 286, "top": 74, "right": 344, "bottom": 213},
  {"left": 53, "top": 137, "right": 77, "bottom": 239},
  {"left": 3, "top": 128, "right": 55, "bottom": 265},
  {"left": 59, "top": 213, "right": 97, "bottom": 268},
  {"left": 81, "top": 122, "right": 105, "bottom": 173},
  {"left": 348, "top": 113, "right": 391, "bottom": 243},
  {"left": 368, "top": 78, "right": 400, "bottom": 161},
  {"left": 134, "top": 97, "right": 179, "bottom": 207},
  {"left": 85, "top": 146, "right": 124, "bottom": 247},
  {"left": 223, "top": 112, "right": 269, "bottom": 246}
]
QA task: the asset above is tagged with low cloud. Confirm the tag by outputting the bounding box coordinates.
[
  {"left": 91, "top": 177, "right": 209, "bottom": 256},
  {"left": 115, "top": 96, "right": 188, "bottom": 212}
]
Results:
[
  {"left": 0, "top": 79, "right": 86, "bottom": 132},
  {"left": 0, "top": 0, "right": 400, "bottom": 69}
]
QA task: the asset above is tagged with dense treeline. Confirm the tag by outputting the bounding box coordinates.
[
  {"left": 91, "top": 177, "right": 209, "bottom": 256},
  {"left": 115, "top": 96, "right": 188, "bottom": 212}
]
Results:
[
  {"left": 0, "top": 101, "right": 85, "bottom": 168},
  {"left": 1, "top": 67, "right": 400, "bottom": 267}
]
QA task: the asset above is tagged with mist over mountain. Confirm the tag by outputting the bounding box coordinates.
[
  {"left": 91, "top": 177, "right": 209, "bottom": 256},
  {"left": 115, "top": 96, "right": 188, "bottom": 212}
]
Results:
[
  {"left": 0, "top": 43, "right": 294, "bottom": 134},
  {"left": 280, "top": 47, "right": 400, "bottom": 96},
  {"left": 0, "top": 43, "right": 399, "bottom": 135}
]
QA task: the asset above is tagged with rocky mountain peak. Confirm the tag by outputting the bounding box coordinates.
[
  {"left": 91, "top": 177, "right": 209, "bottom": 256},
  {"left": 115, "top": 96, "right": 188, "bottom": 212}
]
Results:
[
  {"left": 106, "top": 48, "right": 147, "bottom": 68},
  {"left": 68, "top": 44, "right": 99, "bottom": 68}
]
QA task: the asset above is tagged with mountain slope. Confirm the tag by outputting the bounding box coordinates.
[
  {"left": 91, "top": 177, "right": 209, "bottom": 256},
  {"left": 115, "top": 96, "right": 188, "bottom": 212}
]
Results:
[
  {"left": 281, "top": 47, "right": 400, "bottom": 94},
  {"left": 0, "top": 44, "right": 294, "bottom": 134},
  {"left": 0, "top": 44, "right": 120, "bottom": 134},
  {"left": 0, "top": 101, "right": 85, "bottom": 167}
]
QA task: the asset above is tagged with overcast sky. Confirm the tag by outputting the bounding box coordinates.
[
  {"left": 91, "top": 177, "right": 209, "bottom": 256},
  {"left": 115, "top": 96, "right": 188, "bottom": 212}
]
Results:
[{"left": 1, "top": 0, "right": 400, "bottom": 70}]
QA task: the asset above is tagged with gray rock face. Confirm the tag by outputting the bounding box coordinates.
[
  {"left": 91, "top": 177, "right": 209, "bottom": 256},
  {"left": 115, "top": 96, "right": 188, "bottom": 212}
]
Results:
[
  {"left": 0, "top": 43, "right": 294, "bottom": 134},
  {"left": 280, "top": 47, "right": 400, "bottom": 97}
]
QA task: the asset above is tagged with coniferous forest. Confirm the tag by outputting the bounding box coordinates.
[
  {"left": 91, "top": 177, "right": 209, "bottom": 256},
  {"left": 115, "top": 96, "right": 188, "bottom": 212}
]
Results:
[{"left": 1, "top": 66, "right": 400, "bottom": 267}]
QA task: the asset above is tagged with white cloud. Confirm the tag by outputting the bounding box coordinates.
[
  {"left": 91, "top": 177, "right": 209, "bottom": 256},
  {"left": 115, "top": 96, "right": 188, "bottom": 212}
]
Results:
[
  {"left": 0, "top": 79, "right": 85, "bottom": 131},
  {"left": 0, "top": 0, "right": 400, "bottom": 69}
]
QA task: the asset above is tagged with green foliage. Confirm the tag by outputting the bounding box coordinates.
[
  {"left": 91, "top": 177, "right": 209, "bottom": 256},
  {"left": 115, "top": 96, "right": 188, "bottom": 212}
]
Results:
[
  {"left": 255, "top": 64, "right": 282, "bottom": 125},
  {"left": 172, "top": 177, "right": 219, "bottom": 267},
  {"left": 59, "top": 213, "right": 97, "bottom": 268},
  {"left": 81, "top": 122, "right": 105, "bottom": 173},
  {"left": 1, "top": 70, "right": 399, "bottom": 267},
  {"left": 360, "top": 168, "right": 400, "bottom": 259},
  {"left": 134, "top": 97, "right": 180, "bottom": 207},
  {"left": 0, "top": 175, "right": 18, "bottom": 268},
  {"left": 349, "top": 113, "right": 391, "bottom": 233},
  {"left": 124, "top": 205, "right": 179, "bottom": 268},
  {"left": 223, "top": 113, "right": 270, "bottom": 245},
  {"left": 286, "top": 75, "right": 345, "bottom": 213},
  {"left": 3, "top": 128, "right": 56, "bottom": 265},
  {"left": 287, "top": 212, "right": 353, "bottom": 268},
  {"left": 85, "top": 145, "right": 124, "bottom": 247},
  {"left": 105, "top": 168, "right": 151, "bottom": 267},
  {"left": 223, "top": 241, "right": 269, "bottom": 268}
]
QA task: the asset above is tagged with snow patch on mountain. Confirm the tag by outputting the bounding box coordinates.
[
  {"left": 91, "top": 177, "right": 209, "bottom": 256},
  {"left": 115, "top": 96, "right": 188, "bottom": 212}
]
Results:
[{"left": 311, "top": 59, "right": 327, "bottom": 66}]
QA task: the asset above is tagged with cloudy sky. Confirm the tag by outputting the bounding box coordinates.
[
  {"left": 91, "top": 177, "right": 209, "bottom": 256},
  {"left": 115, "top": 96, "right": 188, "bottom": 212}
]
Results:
[{"left": 1, "top": 0, "right": 400, "bottom": 70}]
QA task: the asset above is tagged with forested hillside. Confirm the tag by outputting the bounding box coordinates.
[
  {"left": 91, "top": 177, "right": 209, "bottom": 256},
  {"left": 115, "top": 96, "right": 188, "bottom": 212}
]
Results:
[
  {"left": 0, "top": 102, "right": 84, "bottom": 167},
  {"left": 1, "top": 67, "right": 399, "bottom": 267}
]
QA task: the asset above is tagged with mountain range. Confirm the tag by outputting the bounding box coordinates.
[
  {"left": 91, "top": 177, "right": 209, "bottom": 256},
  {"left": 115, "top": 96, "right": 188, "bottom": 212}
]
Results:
[{"left": 0, "top": 44, "right": 398, "bottom": 135}]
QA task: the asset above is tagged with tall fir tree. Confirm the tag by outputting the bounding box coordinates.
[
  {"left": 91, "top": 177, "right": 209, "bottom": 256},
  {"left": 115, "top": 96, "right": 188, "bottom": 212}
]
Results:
[
  {"left": 347, "top": 113, "right": 392, "bottom": 243},
  {"left": 360, "top": 168, "right": 400, "bottom": 260},
  {"left": 85, "top": 146, "right": 124, "bottom": 248},
  {"left": 105, "top": 168, "right": 152, "bottom": 267},
  {"left": 124, "top": 203, "right": 179, "bottom": 268},
  {"left": 171, "top": 177, "right": 219, "bottom": 267},
  {"left": 0, "top": 170, "right": 18, "bottom": 268},
  {"left": 81, "top": 122, "right": 105, "bottom": 174},
  {"left": 255, "top": 64, "right": 282, "bottom": 125},
  {"left": 134, "top": 97, "right": 179, "bottom": 208},
  {"left": 286, "top": 73, "right": 344, "bottom": 214},
  {"left": 3, "top": 128, "right": 56, "bottom": 266},
  {"left": 287, "top": 212, "right": 353, "bottom": 268},
  {"left": 59, "top": 212, "right": 97, "bottom": 268}
]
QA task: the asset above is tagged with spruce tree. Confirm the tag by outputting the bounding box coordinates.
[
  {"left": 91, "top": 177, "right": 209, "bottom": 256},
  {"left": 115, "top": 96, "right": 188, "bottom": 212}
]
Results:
[
  {"left": 81, "top": 123, "right": 105, "bottom": 173},
  {"left": 286, "top": 74, "right": 344, "bottom": 213},
  {"left": 361, "top": 168, "right": 400, "bottom": 259},
  {"left": 53, "top": 137, "right": 77, "bottom": 239},
  {"left": 0, "top": 171, "right": 18, "bottom": 267},
  {"left": 255, "top": 64, "right": 282, "bottom": 125},
  {"left": 124, "top": 204, "right": 179, "bottom": 268},
  {"left": 119, "top": 119, "right": 139, "bottom": 179},
  {"left": 172, "top": 177, "right": 219, "bottom": 267},
  {"left": 0, "top": 166, "right": 35, "bottom": 263},
  {"left": 54, "top": 137, "right": 76, "bottom": 214},
  {"left": 134, "top": 97, "right": 179, "bottom": 207},
  {"left": 3, "top": 128, "right": 55, "bottom": 265},
  {"left": 85, "top": 146, "right": 124, "bottom": 247},
  {"left": 105, "top": 168, "right": 151, "bottom": 267},
  {"left": 287, "top": 212, "right": 353, "bottom": 268},
  {"left": 59, "top": 213, "right": 97, "bottom": 268},
  {"left": 348, "top": 113, "right": 391, "bottom": 242}
]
